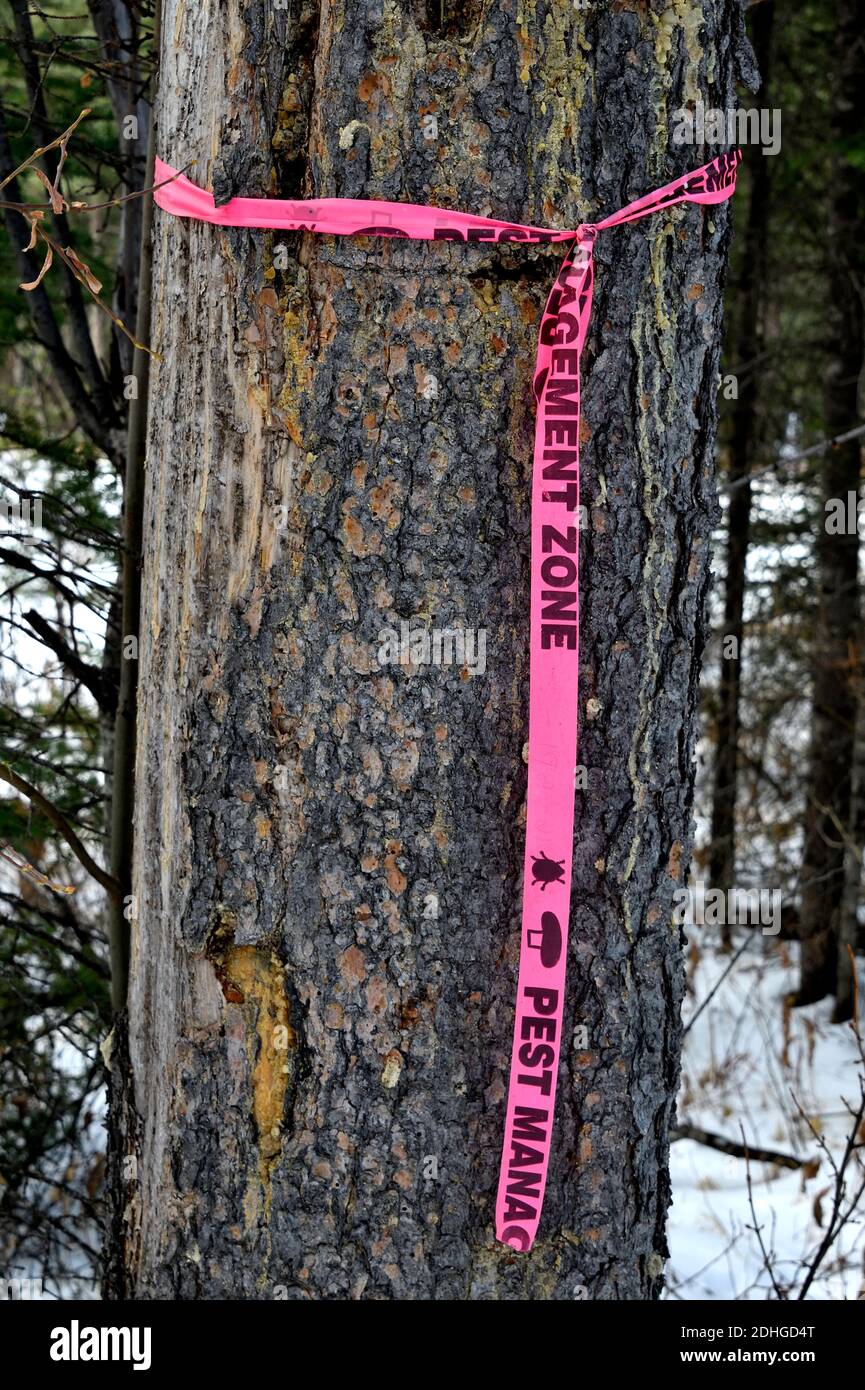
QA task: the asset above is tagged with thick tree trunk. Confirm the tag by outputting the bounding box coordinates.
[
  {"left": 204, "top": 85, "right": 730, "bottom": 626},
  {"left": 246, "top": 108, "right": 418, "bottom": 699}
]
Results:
[
  {"left": 796, "top": 0, "right": 864, "bottom": 1009},
  {"left": 112, "top": 0, "right": 739, "bottom": 1299},
  {"left": 707, "top": 2, "right": 773, "bottom": 944}
]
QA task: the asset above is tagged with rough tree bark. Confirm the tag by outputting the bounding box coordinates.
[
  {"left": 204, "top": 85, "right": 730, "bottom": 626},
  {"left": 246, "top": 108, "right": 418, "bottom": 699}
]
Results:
[
  {"left": 796, "top": 0, "right": 864, "bottom": 1011},
  {"left": 108, "top": 0, "right": 743, "bottom": 1299}
]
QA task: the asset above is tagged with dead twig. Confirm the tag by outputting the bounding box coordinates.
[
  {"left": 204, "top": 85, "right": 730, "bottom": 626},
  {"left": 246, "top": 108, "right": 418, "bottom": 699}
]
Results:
[
  {"left": 742, "top": 1124, "right": 789, "bottom": 1300},
  {"left": 0, "top": 761, "right": 122, "bottom": 903},
  {"left": 2, "top": 108, "right": 165, "bottom": 357},
  {"left": 673, "top": 1121, "right": 811, "bottom": 1171}
]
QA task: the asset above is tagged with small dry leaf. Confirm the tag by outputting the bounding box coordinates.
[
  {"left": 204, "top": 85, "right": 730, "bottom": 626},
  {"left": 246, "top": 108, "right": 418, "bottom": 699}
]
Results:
[
  {"left": 801, "top": 1157, "right": 821, "bottom": 1183},
  {"left": 86, "top": 1153, "right": 106, "bottom": 1201},
  {"left": 64, "top": 246, "right": 102, "bottom": 294},
  {"left": 20, "top": 242, "right": 53, "bottom": 291},
  {"left": 21, "top": 212, "right": 44, "bottom": 252},
  {"left": 812, "top": 1185, "right": 830, "bottom": 1229},
  {"left": 33, "top": 165, "right": 65, "bottom": 214}
]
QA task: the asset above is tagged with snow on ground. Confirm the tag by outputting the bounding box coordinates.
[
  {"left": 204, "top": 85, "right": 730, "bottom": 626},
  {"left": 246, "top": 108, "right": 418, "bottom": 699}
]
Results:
[{"left": 666, "top": 932, "right": 865, "bottom": 1300}]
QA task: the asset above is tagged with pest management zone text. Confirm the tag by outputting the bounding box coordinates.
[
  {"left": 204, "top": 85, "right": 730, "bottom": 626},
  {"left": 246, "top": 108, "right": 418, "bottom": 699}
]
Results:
[{"left": 680, "top": 1327, "right": 816, "bottom": 1364}]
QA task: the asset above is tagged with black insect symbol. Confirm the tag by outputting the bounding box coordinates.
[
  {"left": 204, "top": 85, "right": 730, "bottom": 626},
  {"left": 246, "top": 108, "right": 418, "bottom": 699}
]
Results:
[{"left": 531, "top": 851, "right": 565, "bottom": 891}]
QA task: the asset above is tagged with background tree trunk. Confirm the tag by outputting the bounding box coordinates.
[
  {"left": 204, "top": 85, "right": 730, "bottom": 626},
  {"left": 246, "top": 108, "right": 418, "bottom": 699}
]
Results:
[
  {"left": 796, "top": 0, "right": 864, "bottom": 1009},
  {"left": 836, "top": 689, "right": 865, "bottom": 1020},
  {"left": 708, "top": 0, "right": 773, "bottom": 947},
  {"left": 111, "top": 0, "right": 740, "bottom": 1299}
]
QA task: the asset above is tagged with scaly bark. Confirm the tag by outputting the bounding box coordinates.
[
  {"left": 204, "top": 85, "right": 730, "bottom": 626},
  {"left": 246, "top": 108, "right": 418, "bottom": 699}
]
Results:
[{"left": 113, "top": 0, "right": 741, "bottom": 1299}]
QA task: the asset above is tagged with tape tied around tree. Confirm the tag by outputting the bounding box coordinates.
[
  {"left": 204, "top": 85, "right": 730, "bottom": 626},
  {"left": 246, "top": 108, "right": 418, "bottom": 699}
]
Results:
[{"left": 152, "top": 148, "right": 740, "bottom": 1251}]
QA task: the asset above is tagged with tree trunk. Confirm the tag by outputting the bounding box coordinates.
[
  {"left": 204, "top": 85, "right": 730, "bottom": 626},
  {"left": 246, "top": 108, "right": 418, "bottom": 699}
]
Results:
[
  {"left": 796, "top": 0, "right": 864, "bottom": 1008},
  {"left": 111, "top": 0, "right": 739, "bottom": 1300},
  {"left": 707, "top": 1, "right": 773, "bottom": 947},
  {"left": 836, "top": 689, "right": 865, "bottom": 1021}
]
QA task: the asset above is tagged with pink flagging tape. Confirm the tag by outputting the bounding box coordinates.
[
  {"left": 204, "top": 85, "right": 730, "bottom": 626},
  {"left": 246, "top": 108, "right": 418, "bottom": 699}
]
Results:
[{"left": 153, "top": 148, "right": 740, "bottom": 1251}]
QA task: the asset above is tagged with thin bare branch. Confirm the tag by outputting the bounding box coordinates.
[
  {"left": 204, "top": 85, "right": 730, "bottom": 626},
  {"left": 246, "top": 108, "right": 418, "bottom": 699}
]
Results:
[{"left": 0, "top": 761, "right": 121, "bottom": 903}]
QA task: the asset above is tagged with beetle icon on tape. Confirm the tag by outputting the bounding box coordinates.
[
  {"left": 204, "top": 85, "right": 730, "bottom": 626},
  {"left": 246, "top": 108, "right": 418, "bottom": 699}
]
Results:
[
  {"left": 527, "top": 910, "right": 562, "bottom": 967},
  {"left": 530, "top": 851, "right": 565, "bottom": 891}
]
